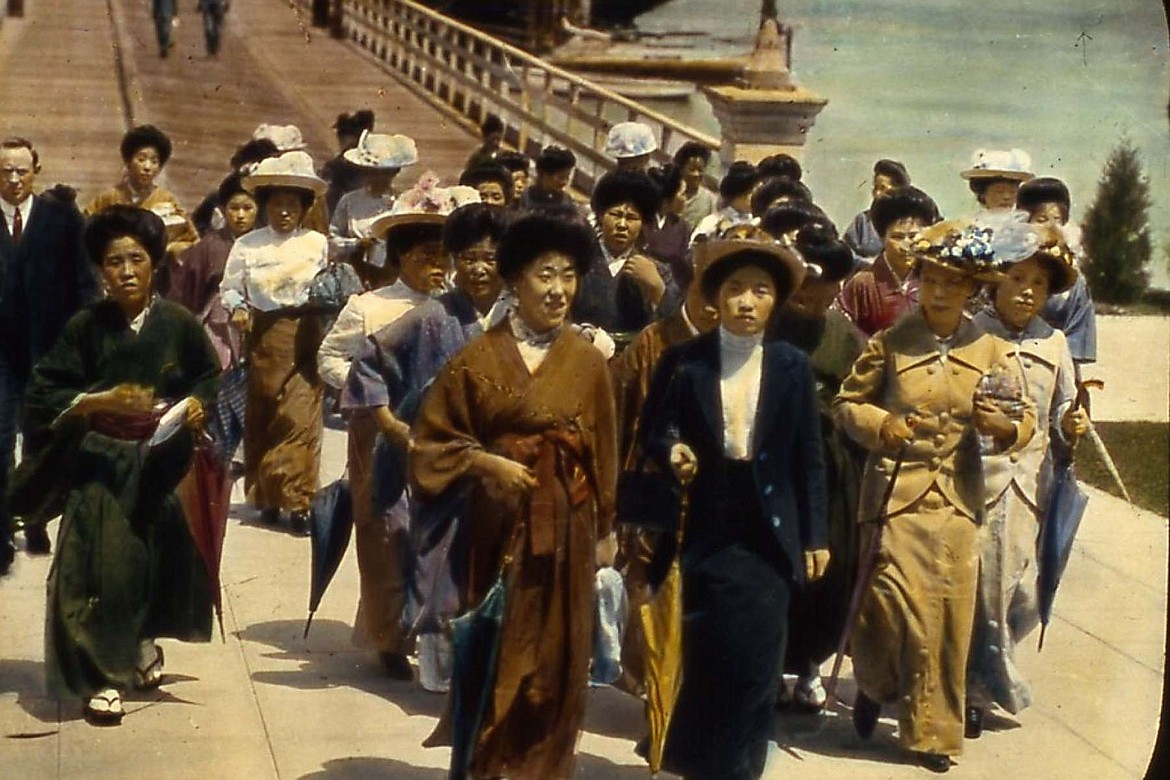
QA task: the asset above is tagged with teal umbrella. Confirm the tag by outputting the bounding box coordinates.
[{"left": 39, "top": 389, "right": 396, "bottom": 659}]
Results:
[
  {"left": 448, "top": 518, "right": 524, "bottom": 779},
  {"left": 303, "top": 478, "right": 353, "bottom": 638}
]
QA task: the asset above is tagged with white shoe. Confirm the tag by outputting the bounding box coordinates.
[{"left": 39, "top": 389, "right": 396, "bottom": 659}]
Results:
[
  {"left": 793, "top": 674, "right": 827, "bottom": 711},
  {"left": 84, "top": 688, "right": 124, "bottom": 725}
]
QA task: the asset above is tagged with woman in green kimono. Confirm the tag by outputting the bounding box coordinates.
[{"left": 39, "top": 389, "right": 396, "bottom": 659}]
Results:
[{"left": 18, "top": 206, "right": 220, "bottom": 725}]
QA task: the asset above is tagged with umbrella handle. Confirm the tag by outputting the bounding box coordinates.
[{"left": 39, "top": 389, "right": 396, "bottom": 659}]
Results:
[{"left": 824, "top": 444, "right": 907, "bottom": 708}]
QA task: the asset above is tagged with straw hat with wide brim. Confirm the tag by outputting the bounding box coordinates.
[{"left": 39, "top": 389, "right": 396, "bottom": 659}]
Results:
[
  {"left": 342, "top": 130, "right": 419, "bottom": 170},
  {"left": 960, "top": 148, "right": 1035, "bottom": 182},
  {"left": 369, "top": 177, "right": 481, "bottom": 240},
  {"left": 698, "top": 238, "right": 807, "bottom": 305},
  {"left": 242, "top": 150, "right": 327, "bottom": 196}
]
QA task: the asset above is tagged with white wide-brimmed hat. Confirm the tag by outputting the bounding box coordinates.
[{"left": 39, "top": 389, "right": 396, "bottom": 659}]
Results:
[
  {"left": 251, "top": 123, "right": 308, "bottom": 152},
  {"left": 342, "top": 130, "right": 419, "bottom": 170},
  {"left": 370, "top": 172, "right": 481, "bottom": 239},
  {"left": 605, "top": 121, "right": 658, "bottom": 159},
  {"left": 960, "top": 148, "right": 1035, "bottom": 181},
  {"left": 242, "top": 150, "right": 327, "bottom": 195}
]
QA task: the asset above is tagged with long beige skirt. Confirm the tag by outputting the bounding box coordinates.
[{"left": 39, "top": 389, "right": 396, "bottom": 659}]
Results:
[{"left": 852, "top": 486, "right": 979, "bottom": 756}]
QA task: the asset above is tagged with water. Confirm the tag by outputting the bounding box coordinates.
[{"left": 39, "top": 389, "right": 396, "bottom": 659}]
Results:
[{"left": 637, "top": 0, "right": 1170, "bottom": 288}]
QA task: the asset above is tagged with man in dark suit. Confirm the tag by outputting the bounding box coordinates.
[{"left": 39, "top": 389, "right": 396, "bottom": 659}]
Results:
[{"left": 1, "top": 137, "right": 96, "bottom": 570}]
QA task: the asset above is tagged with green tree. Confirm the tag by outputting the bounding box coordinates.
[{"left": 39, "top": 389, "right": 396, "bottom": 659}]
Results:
[{"left": 1081, "top": 139, "right": 1153, "bottom": 304}]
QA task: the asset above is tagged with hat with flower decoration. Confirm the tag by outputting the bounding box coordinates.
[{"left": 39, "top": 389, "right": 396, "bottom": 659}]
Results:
[
  {"left": 988, "top": 218, "right": 1078, "bottom": 294},
  {"left": 604, "top": 121, "right": 659, "bottom": 159},
  {"left": 908, "top": 219, "right": 1003, "bottom": 280},
  {"left": 242, "top": 150, "right": 327, "bottom": 195},
  {"left": 370, "top": 171, "right": 481, "bottom": 239},
  {"left": 251, "top": 124, "right": 309, "bottom": 153},
  {"left": 342, "top": 130, "right": 419, "bottom": 170}
]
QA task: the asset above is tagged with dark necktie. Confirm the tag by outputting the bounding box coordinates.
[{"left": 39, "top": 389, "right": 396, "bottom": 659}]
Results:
[{"left": 10, "top": 206, "right": 21, "bottom": 243}]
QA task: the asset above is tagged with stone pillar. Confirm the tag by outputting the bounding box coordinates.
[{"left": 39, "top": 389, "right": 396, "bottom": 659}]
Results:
[{"left": 701, "top": 12, "right": 827, "bottom": 169}]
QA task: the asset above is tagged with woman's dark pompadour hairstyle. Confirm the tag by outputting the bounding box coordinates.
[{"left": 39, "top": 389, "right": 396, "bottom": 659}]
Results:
[
  {"left": 459, "top": 163, "right": 514, "bottom": 203},
  {"left": 120, "top": 124, "right": 173, "bottom": 166},
  {"left": 216, "top": 173, "right": 252, "bottom": 208},
  {"left": 496, "top": 151, "right": 530, "bottom": 175},
  {"left": 760, "top": 199, "right": 833, "bottom": 240},
  {"left": 751, "top": 176, "right": 813, "bottom": 217},
  {"left": 757, "top": 153, "right": 802, "bottom": 182},
  {"left": 1016, "top": 176, "right": 1071, "bottom": 222},
  {"left": 590, "top": 169, "right": 661, "bottom": 223},
  {"left": 672, "top": 141, "right": 712, "bottom": 167},
  {"left": 496, "top": 212, "right": 598, "bottom": 283},
  {"left": 647, "top": 164, "right": 684, "bottom": 207},
  {"left": 443, "top": 202, "right": 510, "bottom": 255},
  {"left": 870, "top": 185, "right": 940, "bottom": 237},
  {"left": 719, "top": 161, "right": 760, "bottom": 201},
  {"left": 873, "top": 158, "right": 911, "bottom": 187},
  {"left": 795, "top": 223, "right": 854, "bottom": 283},
  {"left": 535, "top": 146, "right": 576, "bottom": 174},
  {"left": 85, "top": 205, "right": 168, "bottom": 267}
]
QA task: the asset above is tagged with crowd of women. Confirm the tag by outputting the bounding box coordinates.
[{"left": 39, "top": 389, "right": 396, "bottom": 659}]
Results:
[{"left": 0, "top": 110, "right": 1096, "bottom": 778}]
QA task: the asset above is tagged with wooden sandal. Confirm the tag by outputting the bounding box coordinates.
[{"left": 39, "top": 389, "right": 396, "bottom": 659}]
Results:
[
  {"left": 84, "top": 688, "right": 124, "bottom": 725},
  {"left": 134, "top": 643, "right": 165, "bottom": 690}
]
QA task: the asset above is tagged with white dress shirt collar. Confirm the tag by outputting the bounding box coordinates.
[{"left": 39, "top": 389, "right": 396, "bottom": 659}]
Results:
[{"left": 1, "top": 194, "right": 34, "bottom": 234}]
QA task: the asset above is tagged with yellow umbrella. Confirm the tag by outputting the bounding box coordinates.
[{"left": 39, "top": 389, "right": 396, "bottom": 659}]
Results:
[{"left": 639, "top": 492, "right": 688, "bottom": 775}]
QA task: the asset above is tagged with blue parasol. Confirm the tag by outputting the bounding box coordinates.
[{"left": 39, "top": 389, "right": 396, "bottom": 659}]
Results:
[
  {"left": 303, "top": 477, "right": 354, "bottom": 638},
  {"left": 1036, "top": 456, "right": 1089, "bottom": 650}
]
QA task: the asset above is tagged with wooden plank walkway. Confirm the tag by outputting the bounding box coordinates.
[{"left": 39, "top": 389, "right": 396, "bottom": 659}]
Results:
[{"left": 0, "top": 0, "right": 481, "bottom": 210}]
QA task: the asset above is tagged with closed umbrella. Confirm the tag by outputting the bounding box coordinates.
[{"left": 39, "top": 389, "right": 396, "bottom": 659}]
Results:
[
  {"left": 176, "top": 433, "right": 231, "bottom": 640},
  {"left": 303, "top": 477, "right": 354, "bottom": 638},
  {"left": 1036, "top": 382, "right": 1097, "bottom": 651},
  {"left": 448, "top": 519, "right": 524, "bottom": 780},
  {"left": 639, "top": 492, "right": 689, "bottom": 776}
]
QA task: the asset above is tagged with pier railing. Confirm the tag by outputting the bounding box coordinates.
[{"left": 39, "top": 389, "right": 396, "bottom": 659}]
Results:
[{"left": 294, "top": 0, "right": 720, "bottom": 193}]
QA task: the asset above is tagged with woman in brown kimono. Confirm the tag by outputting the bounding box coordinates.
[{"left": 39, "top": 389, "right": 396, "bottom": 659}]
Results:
[
  {"left": 833, "top": 220, "right": 1036, "bottom": 773},
  {"left": 410, "top": 212, "right": 618, "bottom": 779}
]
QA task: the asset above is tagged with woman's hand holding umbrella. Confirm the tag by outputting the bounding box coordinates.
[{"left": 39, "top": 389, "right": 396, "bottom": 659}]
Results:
[
  {"left": 669, "top": 443, "right": 697, "bottom": 485},
  {"left": 878, "top": 411, "right": 919, "bottom": 449},
  {"left": 229, "top": 308, "right": 251, "bottom": 333},
  {"left": 804, "top": 549, "right": 831, "bottom": 582},
  {"left": 184, "top": 397, "right": 206, "bottom": 431},
  {"left": 1061, "top": 406, "right": 1089, "bottom": 441},
  {"left": 374, "top": 406, "right": 412, "bottom": 451}
]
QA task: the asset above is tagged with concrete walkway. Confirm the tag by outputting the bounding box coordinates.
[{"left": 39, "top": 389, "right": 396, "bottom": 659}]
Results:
[{"left": 1, "top": 0, "right": 1167, "bottom": 776}]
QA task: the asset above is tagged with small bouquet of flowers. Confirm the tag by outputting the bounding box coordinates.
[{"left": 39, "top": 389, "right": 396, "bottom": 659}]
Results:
[{"left": 973, "top": 361, "right": 1026, "bottom": 454}]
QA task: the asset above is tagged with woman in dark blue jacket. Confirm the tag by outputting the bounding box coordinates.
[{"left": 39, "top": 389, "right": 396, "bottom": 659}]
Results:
[{"left": 640, "top": 237, "right": 829, "bottom": 779}]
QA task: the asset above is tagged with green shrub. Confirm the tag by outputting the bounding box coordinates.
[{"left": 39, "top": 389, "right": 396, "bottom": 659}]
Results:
[{"left": 1081, "top": 139, "right": 1153, "bottom": 304}]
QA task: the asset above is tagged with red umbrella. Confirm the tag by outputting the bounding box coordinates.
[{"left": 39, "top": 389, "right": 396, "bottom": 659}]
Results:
[{"left": 176, "top": 433, "right": 231, "bottom": 640}]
